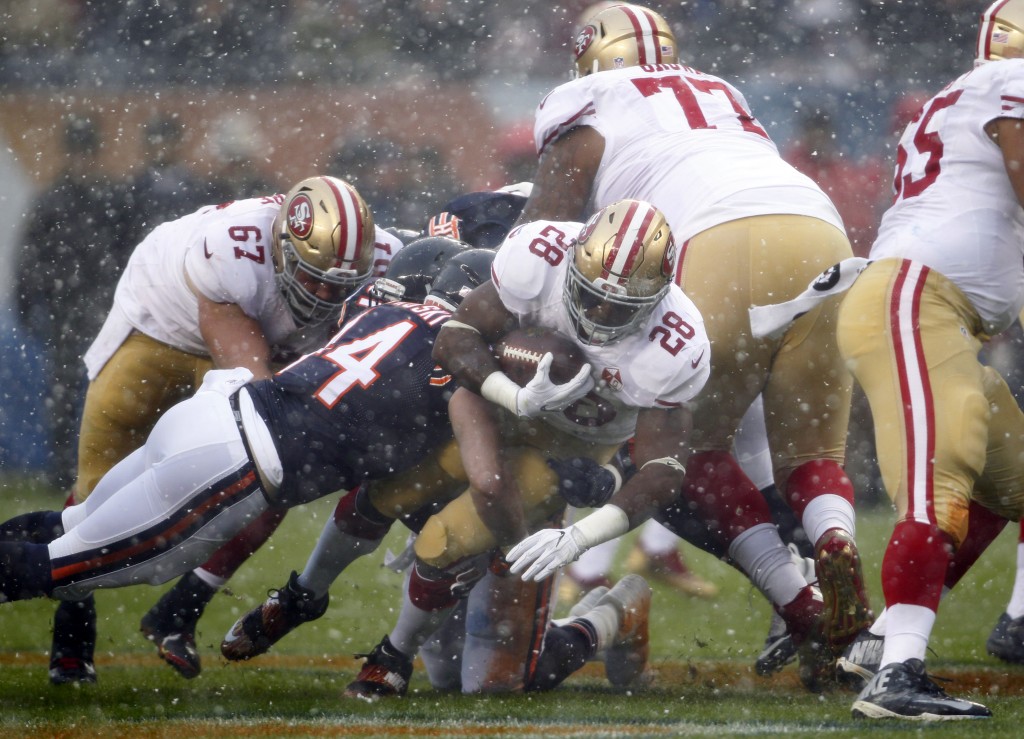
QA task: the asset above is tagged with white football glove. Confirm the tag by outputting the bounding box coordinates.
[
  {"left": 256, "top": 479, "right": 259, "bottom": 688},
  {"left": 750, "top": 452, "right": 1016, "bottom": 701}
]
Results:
[
  {"left": 506, "top": 526, "right": 586, "bottom": 582},
  {"left": 515, "top": 353, "right": 594, "bottom": 417}
]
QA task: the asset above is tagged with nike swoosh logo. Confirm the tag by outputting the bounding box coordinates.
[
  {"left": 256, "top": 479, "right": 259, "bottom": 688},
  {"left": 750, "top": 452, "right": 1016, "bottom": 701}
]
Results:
[
  {"left": 203, "top": 239, "right": 213, "bottom": 259},
  {"left": 691, "top": 349, "right": 705, "bottom": 369}
]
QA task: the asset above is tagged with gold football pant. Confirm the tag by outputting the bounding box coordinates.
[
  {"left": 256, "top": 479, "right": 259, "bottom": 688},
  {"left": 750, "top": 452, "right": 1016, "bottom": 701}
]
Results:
[
  {"left": 837, "top": 258, "right": 1024, "bottom": 546},
  {"left": 366, "top": 414, "right": 618, "bottom": 570},
  {"left": 75, "top": 333, "right": 212, "bottom": 501},
  {"left": 677, "top": 214, "right": 854, "bottom": 485}
]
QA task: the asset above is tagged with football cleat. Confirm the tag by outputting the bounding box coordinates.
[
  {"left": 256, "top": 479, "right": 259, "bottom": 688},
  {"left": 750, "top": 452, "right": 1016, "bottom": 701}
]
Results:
[
  {"left": 596, "top": 574, "right": 652, "bottom": 688},
  {"left": 625, "top": 546, "right": 719, "bottom": 600},
  {"left": 814, "top": 528, "right": 874, "bottom": 654},
  {"left": 343, "top": 635, "right": 414, "bottom": 701},
  {"left": 776, "top": 586, "right": 834, "bottom": 692},
  {"left": 755, "top": 612, "right": 797, "bottom": 676},
  {"left": 852, "top": 659, "right": 991, "bottom": 720},
  {"left": 140, "top": 614, "right": 201, "bottom": 680},
  {"left": 836, "top": 628, "right": 884, "bottom": 691},
  {"left": 221, "top": 571, "right": 329, "bottom": 661},
  {"left": 48, "top": 656, "right": 97, "bottom": 685},
  {"left": 986, "top": 612, "right": 1024, "bottom": 664}
]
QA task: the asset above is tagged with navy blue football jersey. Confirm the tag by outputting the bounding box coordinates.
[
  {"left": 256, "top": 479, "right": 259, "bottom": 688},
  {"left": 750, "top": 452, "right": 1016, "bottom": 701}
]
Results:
[{"left": 247, "top": 300, "right": 455, "bottom": 507}]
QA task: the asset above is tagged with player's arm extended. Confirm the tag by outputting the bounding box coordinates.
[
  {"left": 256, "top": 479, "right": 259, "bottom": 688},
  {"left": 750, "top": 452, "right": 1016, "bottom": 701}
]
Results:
[
  {"left": 449, "top": 387, "right": 529, "bottom": 545},
  {"left": 432, "top": 281, "right": 518, "bottom": 390},
  {"left": 506, "top": 405, "right": 692, "bottom": 581},
  {"left": 515, "top": 125, "right": 604, "bottom": 226},
  {"left": 191, "top": 277, "right": 274, "bottom": 380}
]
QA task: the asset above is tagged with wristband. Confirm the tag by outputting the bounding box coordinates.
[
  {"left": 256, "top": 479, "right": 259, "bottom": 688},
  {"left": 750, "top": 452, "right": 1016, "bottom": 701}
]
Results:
[
  {"left": 480, "top": 371, "right": 521, "bottom": 415},
  {"left": 571, "top": 504, "right": 629, "bottom": 549}
]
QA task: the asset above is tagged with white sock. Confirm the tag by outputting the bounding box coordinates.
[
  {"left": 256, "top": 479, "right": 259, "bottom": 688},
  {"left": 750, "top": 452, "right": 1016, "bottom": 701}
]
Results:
[
  {"left": 578, "top": 603, "right": 619, "bottom": 652},
  {"left": 1006, "top": 542, "right": 1024, "bottom": 619},
  {"left": 728, "top": 522, "right": 806, "bottom": 607},
  {"left": 879, "top": 603, "right": 935, "bottom": 667},
  {"left": 801, "top": 494, "right": 856, "bottom": 547},
  {"left": 296, "top": 519, "right": 382, "bottom": 598},
  {"left": 193, "top": 567, "right": 227, "bottom": 589},
  {"left": 390, "top": 592, "right": 457, "bottom": 657}
]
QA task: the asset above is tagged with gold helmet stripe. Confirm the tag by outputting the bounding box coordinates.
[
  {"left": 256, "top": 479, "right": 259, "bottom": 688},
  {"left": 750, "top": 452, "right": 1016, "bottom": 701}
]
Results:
[
  {"left": 621, "top": 5, "right": 666, "bottom": 66},
  {"left": 322, "top": 176, "right": 365, "bottom": 268}
]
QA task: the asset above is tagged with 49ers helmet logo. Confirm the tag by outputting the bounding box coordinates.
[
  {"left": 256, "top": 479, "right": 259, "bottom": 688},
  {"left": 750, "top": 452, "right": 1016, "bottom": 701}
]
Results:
[
  {"left": 287, "top": 193, "right": 314, "bottom": 239},
  {"left": 574, "top": 26, "right": 596, "bottom": 59}
]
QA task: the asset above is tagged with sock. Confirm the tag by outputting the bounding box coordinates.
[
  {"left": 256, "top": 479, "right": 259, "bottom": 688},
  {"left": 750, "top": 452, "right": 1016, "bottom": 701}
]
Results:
[
  {"left": 801, "top": 496, "right": 857, "bottom": 549},
  {"left": 148, "top": 571, "right": 217, "bottom": 629},
  {"left": 0, "top": 510, "right": 64, "bottom": 543},
  {"left": 527, "top": 622, "right": 594, "bottom": 691},
  {"left": 0, "top": 540, "right": 53, "bottom": 600},
  {"left": 389, "top": 562, "right": 463, "bottom": 657},
  {"left": 576, "top": 603, "right": 619, "bottom": 653},
  {"left": 52, "top": 595, "right": 96, "bottom": 662},
  {"left": 1008, "top": 536, "right": 1024, "bottom": 620},
  {"left": 728, "top": 522, "right": 806, "bottom": 607},
  {"left": 882, "top": 520, "right": 950, "bottom": 611},
  {"left": 684, "top": 450, "right": 773, "bottom": 541},
  {"left": 879, "top": 603, "right": 936, "bottom": 666},
  {"left": 297, "top": 520, "right": 385, "bottom": 598},
  {"left": 944, "top": 500, "right": 1008, "bottom": 592},
  {"left": 197, "top": 507, "right": 286, "bottom": 584},
  {"left": 782, "top": 461, "right": 856, "bottom": 546}
]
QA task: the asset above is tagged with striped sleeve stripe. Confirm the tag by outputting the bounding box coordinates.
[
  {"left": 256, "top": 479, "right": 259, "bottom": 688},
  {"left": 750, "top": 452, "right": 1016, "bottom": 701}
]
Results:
[{"left": 50, "top": 467, "right": 262, "bottom": 587}]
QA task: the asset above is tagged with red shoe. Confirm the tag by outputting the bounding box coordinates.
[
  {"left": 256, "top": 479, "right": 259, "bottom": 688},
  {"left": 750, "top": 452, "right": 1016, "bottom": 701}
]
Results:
[
  {"left": 626, "top": 546, "right": 718, "bottom": 599},
  {"left": 776, "top": 586, "right": 833, "bottom": 692}
]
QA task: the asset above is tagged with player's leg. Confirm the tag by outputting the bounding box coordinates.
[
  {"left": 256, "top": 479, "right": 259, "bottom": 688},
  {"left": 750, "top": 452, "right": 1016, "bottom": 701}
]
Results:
[
  {"left": 841, "top": 260, "right": 991, "bottom": 719},
  {"left": 52, "top": 335, "right": 209, "bottom": 684},
  {"left": 220, "top": 440, "right": 466, "bottom": 662}
]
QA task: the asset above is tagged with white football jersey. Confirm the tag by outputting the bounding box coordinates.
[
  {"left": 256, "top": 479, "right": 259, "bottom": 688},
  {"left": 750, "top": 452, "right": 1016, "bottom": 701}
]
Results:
[
  {"left": 84, "top": 196, "right": 404, "bottom": 378},
  {"left": 871, "top": 59, "right": 1024, "bottom": 335},
  {"left": 534, "top": 64, "right": 842, "bottom": 243},
  {"left": 493, "top": 220, "right": 710, "bottom": 445}
]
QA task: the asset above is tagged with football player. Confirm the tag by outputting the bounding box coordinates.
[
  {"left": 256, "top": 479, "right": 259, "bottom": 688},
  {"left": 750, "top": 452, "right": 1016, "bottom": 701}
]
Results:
[
  {"left": 833, "top": 0, "right": 1024, "bottom": 720},
  {"left": 505, "top": 3, "right": 869, "bottom": 691},
  {"left": 334, "top": 199, "right": 709, "bottom": 699},
  {"left": 11, "top": 175, "right": 402, "bottom": 684},
  {"left": 0, "top": 271, "right": 483, "bottom": 614}
]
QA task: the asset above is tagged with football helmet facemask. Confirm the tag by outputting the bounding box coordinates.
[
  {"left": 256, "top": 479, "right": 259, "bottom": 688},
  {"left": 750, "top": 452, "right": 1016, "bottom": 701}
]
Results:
[
  {"left": 564, "top": 199, "right": 676, "bottom": 346},
  {"left": 978, "top": 0, "right": 1024, "bottom": 63},
  {"left": 425, "top": 248, "right": 496, "bottom": 311},
  {"left": 273, "top": 176, "right": 375, "bottom": 326},
  {"left": 572, "top": 4, "right": 678, "bottom": 78},
  {"left": 370, "top": 236, "right": 469, "bottom": 304}
]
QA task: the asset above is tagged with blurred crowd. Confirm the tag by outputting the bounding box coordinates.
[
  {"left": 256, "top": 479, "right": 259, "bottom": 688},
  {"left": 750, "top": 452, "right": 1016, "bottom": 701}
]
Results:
[{"left": 0, "top": 2, "right": 978, "bottom": 93}]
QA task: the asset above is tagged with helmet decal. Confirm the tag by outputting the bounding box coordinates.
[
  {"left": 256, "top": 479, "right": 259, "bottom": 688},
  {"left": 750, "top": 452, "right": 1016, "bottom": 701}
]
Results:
[
  {"left": 574, "top": 25, "right": 596, "bottom": 59},
  {"left": 287, "top": 193, "right": 314, "bottom": 239}
]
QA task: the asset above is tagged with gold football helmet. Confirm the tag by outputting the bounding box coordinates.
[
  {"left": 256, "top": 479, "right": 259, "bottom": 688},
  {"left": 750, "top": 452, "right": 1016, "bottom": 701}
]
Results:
[
  {"left": 273, "top": 176, "right": 375, "bottom": 325},
  {"left": 978, "top": 0, "right": 1024, "bottom": 62},
  {"left": 564, "top": 199, "right": 676, "bottom": 345},
  {"left": 572, "top": 4, "right": 678, "bottom": 78}
]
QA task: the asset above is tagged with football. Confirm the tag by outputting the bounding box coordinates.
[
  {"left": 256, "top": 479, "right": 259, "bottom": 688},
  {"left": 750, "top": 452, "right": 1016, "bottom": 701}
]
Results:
[{"left": 495, "top": 327, "right": 585, "bottom": 386}]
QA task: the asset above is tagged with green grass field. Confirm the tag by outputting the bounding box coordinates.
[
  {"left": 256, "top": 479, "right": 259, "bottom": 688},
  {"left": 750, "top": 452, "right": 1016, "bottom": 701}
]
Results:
[{"left": 2, "top": 474, "right": 1023, "bottom": 737}]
